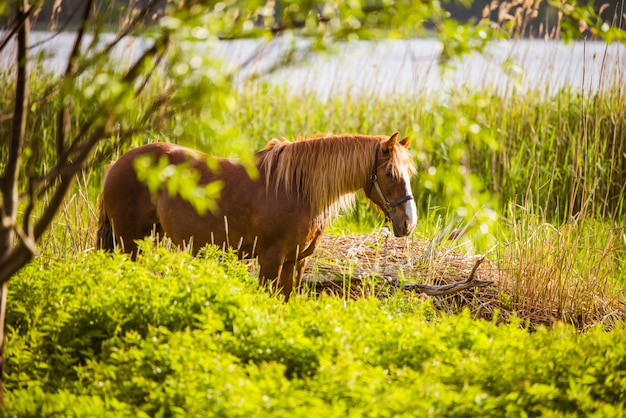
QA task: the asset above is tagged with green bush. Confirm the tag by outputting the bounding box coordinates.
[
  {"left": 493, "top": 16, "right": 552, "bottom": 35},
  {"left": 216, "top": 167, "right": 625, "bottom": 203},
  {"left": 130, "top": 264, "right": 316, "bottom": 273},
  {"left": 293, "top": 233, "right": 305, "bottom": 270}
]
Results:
[
  {"left": 4, "top": 245, "right": 254, "bottom": 392},
  {"left": 4, "top": 248, "right": 626, "bottom": 416}
]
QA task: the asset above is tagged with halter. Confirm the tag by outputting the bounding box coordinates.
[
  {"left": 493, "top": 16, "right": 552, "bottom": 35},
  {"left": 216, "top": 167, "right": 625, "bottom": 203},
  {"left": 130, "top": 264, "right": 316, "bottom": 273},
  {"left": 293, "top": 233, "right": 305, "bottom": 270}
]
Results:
[{"left": 367, "top": 144, "right": 414, "bottom": 219}]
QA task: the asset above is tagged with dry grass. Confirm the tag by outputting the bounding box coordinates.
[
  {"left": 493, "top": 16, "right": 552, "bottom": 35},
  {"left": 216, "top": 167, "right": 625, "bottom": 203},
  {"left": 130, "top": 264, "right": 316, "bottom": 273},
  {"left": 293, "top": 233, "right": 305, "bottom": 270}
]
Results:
[{"left": 307, "top": 229, "right": 625, "bottom": 330}]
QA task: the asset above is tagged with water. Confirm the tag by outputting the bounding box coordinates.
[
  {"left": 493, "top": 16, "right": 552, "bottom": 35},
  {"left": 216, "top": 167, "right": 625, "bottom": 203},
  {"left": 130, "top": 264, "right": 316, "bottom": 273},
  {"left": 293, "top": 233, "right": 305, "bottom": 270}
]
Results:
[
  {"left": 221, "top": 38, "right": 625, "bottom": 99},
  {"left": 3, "top": 31, "right": 625, "bottom": 100}
]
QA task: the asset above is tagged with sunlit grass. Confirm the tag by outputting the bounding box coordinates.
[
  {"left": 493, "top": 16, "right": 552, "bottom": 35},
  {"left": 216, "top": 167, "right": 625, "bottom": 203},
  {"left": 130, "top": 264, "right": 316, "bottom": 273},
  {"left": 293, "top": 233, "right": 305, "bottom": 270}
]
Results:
[{"left": 495, "top": 204, "right": 625, "bottom": 328}]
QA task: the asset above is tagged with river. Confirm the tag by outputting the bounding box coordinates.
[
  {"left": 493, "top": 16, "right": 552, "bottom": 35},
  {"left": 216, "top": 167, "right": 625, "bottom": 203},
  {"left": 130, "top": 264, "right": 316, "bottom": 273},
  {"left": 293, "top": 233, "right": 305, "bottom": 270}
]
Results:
[{"left": 2, "top": 31, "right": 625, "bottom": 100}]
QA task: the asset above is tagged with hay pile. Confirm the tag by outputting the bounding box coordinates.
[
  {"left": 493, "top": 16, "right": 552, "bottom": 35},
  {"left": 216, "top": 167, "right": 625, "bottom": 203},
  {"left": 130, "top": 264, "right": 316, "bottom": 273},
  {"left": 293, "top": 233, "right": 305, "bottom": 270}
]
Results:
[{"left": 307, "top": 230, "right": 625, "bottom": 330}]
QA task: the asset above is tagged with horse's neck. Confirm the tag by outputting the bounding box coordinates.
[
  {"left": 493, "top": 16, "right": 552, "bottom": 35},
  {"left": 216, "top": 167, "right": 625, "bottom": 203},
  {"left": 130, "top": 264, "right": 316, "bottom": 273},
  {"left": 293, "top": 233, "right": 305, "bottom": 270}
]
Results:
[
  {"left": 314, "top": 146, "right": 371, "bottom": 194},
  {"left": 259, "top": 136, "right": 376, "bottom": 220},
  {"left": 297, "top": 138, "right": 374, "bottom": 219}
]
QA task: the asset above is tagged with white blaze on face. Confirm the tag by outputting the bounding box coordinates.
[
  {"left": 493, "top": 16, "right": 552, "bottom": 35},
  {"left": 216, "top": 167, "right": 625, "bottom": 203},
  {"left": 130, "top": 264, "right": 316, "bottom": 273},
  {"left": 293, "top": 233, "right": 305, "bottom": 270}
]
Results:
[{"left": 403, "top": 170, "right": 417, "bottom": 231}]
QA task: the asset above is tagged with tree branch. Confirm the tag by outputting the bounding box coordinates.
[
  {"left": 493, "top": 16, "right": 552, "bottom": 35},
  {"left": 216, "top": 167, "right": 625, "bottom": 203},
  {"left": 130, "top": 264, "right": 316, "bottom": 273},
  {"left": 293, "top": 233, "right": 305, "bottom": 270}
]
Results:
[
  {"left": 266, "top": 3, "right": 390, "bottom": 36},
  {"left": 0, "top": 6, "right": 32, "bottom": 54},
  {"left": 0, "top": 243, "right": 35, "bottom": 285},
  {"left": 18, "top": 29, "right": 171, "bottom": 205},
  {"left": 312, "top": 257, "right": 493, "bottom": 298},
  {"left": 403, "top": 257, "right": 493, "bottom": 296},
  {"left": 28, "top": 4, "right": 84, "bottom": 49},
  {"left": 0, "top": 1, "right": 31, "bottom": 405},
  {"left": 74, "top": 0, "right": 165, "bottom": 76},
  {"left": 0, "top": 2, "right": 30, "bottom": 256},
  {"left": 33, "top": 123, "right": 112, "bottom": 240}
]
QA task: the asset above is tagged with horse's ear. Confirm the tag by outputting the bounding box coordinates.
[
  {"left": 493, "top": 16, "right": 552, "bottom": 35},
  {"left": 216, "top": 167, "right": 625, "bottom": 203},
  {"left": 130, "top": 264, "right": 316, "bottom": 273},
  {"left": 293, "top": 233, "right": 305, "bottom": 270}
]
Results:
[
  {"left": 399, "top": 136, "right": 411, "bottom": 149},
  {"left": 386, "top": 132, "right": 400, "bottom": 151}
]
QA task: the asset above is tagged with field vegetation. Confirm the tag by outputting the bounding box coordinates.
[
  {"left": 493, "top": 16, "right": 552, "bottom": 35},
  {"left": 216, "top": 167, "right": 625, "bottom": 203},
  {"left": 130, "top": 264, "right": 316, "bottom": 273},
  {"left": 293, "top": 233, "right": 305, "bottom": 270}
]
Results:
[
  {"left": 4, "top": 247, "right": 626, "bottom": 416},
  {"left": 1, "top": 0, "right": 625, "bottom": 415}
]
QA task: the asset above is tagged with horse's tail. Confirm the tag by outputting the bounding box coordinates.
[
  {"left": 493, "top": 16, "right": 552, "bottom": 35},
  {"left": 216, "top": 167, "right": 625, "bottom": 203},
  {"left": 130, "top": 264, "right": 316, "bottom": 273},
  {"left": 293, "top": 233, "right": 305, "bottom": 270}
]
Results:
[{"left": 96, "top": 196, "right": 115, "bottom": 251}]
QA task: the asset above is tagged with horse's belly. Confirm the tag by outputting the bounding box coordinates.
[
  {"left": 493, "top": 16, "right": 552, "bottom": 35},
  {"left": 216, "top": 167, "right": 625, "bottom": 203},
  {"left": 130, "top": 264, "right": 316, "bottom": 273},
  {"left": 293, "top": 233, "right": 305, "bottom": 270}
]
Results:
[
  {"left": 155, "top": 175, "right": 316, "bottom": 260},
  {"left": 156, "top": 193, "right": 257, "bottom": 255}
]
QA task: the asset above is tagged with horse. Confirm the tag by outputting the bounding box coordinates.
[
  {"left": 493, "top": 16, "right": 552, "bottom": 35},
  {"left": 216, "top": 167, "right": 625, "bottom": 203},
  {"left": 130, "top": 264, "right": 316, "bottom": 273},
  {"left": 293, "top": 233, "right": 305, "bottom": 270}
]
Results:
[{"left": 97, "top": 132, "right": 417, "bottom": 299}]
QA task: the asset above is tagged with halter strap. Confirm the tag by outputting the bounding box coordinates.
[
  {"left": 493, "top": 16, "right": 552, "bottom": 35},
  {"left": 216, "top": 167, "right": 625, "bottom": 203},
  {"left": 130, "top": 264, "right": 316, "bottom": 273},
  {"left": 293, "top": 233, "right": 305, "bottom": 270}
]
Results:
[{"left": 367, "top": 144, "right": 414, "bottom": 219}]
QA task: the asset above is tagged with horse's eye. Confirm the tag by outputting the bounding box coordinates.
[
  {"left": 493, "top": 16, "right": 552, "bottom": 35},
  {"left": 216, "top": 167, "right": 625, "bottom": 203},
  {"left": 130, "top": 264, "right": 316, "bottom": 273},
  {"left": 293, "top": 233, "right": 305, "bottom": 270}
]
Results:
[{"left": 385, "top": 172, "right": 393, "bottom": 178}]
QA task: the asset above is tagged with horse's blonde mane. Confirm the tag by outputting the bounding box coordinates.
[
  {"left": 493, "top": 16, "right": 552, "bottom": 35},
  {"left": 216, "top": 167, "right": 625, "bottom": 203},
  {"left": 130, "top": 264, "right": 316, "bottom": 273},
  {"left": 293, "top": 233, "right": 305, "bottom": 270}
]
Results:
[{"left": 257, "top": 134, "right": 416, "bottom": 221}]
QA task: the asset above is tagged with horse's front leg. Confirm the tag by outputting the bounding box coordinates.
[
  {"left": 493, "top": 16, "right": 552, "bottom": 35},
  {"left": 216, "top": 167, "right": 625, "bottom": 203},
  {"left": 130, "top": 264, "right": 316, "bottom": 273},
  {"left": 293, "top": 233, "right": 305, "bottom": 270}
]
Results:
[
  {"left": 286, "top": 231, "right": 323, "bottom": 296},
  {"left": 258, "top": 245, "right": 286, "bottom": 296},
  {"left": 277, "top": 256, "right": 310, "bottom": 301},
  {"left": 258, "top": 241, "right": 316, "bottom": 301},
  {"left": 294, "top": 258, "right": 308, "bottom": 292},
  {"left": 278, "top": 260, "right": 296, "bottom": 301}
]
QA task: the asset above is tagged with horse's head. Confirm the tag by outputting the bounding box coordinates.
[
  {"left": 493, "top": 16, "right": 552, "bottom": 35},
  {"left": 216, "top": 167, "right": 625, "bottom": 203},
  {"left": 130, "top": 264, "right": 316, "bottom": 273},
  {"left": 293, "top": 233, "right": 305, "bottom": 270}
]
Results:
[{"left": 366, "top": 132, "right": 418, "bottom": 237}]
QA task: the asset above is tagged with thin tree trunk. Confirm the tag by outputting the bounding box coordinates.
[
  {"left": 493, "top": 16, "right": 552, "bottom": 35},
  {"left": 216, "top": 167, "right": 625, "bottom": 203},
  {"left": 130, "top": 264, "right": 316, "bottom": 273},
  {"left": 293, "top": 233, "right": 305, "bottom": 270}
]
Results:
[{"left": 0, "top": 0, "right": 30, "bottom": 406}]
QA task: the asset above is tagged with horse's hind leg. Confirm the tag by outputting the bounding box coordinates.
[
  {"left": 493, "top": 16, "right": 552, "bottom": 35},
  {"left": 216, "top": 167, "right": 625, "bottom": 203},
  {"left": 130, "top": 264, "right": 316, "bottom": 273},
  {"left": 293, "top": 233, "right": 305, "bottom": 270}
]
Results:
[
  {"left": 97, "top": 198, "right": 115, "bottom": 251},
  {"left": 104, "top": 199, "right": 160, "bottom": 258},
  {"left": 115, "top": 219, "right": 162, "bottom": 257}
]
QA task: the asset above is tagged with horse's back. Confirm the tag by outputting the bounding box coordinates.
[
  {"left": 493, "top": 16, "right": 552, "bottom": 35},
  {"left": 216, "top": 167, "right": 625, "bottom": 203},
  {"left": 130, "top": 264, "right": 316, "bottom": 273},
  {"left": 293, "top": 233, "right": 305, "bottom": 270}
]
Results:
[{"left": 102, "top": 142, "right": 182, "bottom": 208}]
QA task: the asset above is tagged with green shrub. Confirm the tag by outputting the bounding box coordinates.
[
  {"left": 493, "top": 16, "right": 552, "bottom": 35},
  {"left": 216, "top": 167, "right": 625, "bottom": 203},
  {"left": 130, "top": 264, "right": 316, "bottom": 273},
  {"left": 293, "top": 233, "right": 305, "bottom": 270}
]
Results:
[
  {"left": 5, "top": 245, "right": 255, "bottom": 392},
  {"left": 4, "top": 388, "right": 143, "bottom": 418},
  {"left": 4, "top": 249, "right": 626, "bottom": 416}
]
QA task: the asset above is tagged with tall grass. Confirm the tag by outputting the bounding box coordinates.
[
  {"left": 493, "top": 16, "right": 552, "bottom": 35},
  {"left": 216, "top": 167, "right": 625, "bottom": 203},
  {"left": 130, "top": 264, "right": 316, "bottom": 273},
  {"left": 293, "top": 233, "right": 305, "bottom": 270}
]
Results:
[{"left": 496, "top": 209, "right": 625, "bottom": 328}]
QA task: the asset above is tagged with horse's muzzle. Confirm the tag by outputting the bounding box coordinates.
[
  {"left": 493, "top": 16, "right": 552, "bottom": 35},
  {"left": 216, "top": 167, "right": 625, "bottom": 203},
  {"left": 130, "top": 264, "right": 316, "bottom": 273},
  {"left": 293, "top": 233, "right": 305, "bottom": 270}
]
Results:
[
  {"left": 389, "top": 199, "right": 417, "bottom": 237},
  {"left": 392, "top": 219, "right": 415, "bottom": 237}
]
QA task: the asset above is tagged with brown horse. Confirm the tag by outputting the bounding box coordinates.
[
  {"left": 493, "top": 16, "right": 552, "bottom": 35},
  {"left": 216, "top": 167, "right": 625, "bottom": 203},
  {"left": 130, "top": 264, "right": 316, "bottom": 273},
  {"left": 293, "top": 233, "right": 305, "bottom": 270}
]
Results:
[{"left": 97, "top": 133, "right": 417, "bottom": 299}]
